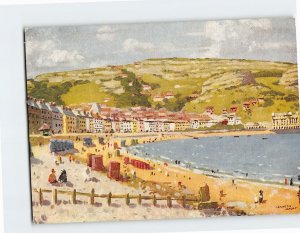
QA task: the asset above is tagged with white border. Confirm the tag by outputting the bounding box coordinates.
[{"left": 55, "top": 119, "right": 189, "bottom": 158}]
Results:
[{"left": 0, "top": 0, "right": 299, "bottom": 232}]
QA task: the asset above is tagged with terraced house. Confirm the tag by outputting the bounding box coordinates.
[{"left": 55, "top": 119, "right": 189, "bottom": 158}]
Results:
[
  {"left": 46, "top": 102, "right": 63, "bottom": 134},
  {"left": 27, "top": 98, "right": 41, "bottom": 134},
  {"left": 58, "top": 106, "right": 76, "bottom": 133},
  {"left": 36, "top": 100, "right": 52, "bottom": 127},
  {"left": 72, "top": 109, "right": 87, "bottom": 133}
]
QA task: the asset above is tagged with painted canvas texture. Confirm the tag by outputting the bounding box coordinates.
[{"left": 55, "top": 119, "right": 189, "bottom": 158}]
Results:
[{"left": 25, "top": 18, "right": 300, "bottom": 224}]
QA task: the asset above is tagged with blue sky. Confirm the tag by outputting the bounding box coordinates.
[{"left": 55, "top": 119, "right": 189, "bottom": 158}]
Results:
[{"left": 25, "top": 18, "right": 297, "bottom": 79}]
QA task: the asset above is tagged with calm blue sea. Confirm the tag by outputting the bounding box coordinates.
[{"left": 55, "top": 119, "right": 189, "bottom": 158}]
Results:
[{"left": 128, "top": 134, "right": 300, "bottom": 183}]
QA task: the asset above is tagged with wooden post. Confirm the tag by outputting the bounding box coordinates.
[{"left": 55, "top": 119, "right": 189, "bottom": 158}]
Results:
[
  {"left": 182, "top": 195, "right": 186, "bottom": 208},
  {"left": 90, "top": 188, "right": 95, "bottom": 205},
  {"left": 125, "top": 193, "right": 130, "bottom": 205},
  {"left": 72, "top": 189, "right": 77, "bottom": 204},
  {"left": 52, "top": 189, "right": 57, "bottom": 205},
  {"left": 138, "top": 194, "right": 142, "bottom": 205},
  {"left": 152, "top": 194, "right": 157, "bottom": 206},
  {"left": 38, "top": 188, "right": 43, "bottom": 206},
  {"left": 167, "top": 196, "right": 172, "bottom": 208},
  {"left": 107, "top": 192, "right": 112, "bottom": 206}
]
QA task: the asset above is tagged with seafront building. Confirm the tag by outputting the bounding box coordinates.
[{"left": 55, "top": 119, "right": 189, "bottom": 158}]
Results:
[
  {"left": 272, "top": 112, "right": 299, "bottom": 130},
  {"left": 27, "top": 98, "right": 41, "bottom": 134},
  {"left": 28, "top": 96, "right": 287, "bottom": 135},
  {"left": 46, "top": 102, "right": 63, "bottom": 134}
]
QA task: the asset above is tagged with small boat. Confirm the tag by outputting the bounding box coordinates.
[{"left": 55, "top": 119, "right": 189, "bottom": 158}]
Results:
[
  {"left": 247, "top": 135, "right": 251, "bottom": 137},
  {"left": 234, "top": 135, "right": 239, "bottom": 138},
  {"left": 219, "top": 137, "right": 222, "bottom": 139},
  {"left": 262, "top": 137, "right": 268, "bottom": 140},
  {"left": 193, "top": 137, "right": 199, "bottom": 139}
]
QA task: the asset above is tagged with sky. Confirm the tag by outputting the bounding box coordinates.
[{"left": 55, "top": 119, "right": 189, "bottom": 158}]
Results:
[{"left": 25, "top": 17, "right": 297, "bottom": 79}]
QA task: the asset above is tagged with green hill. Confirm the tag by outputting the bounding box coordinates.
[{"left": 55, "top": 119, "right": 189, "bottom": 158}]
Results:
[{"left": 27, "top": 58, "right": 299, "bottom": 122}]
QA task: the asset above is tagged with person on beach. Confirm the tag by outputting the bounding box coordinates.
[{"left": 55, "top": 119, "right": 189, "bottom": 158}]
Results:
[
  {"left": 48, "top": 169, "right": 57, "bottom": 184},
  {"left": 259, "top": 190, "right": 264, "bottom": 204},
  {"left": 254, "top": 195, "right": 258, "bottom": 208},
  {"left": 290, "top": 178, "right": 294, "bottom": 186},
  {"left": 57, "top": 155, "right": 62, "bottom": 164},
  {"left": 58, "top": 169, "right": 67, "bottom": 183},
  {"left": 69, "top": 155, "right": 72, "bottom": 163}
]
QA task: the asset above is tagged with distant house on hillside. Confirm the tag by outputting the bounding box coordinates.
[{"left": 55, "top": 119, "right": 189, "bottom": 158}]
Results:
[
  {"left": 230, "top": 105, "right": 238, "bottom": 113},
  {"left": 250, "top": 99, "right": 258, "bottom": 106},
  {"left": 104, "top": 98, "right": 110, "bottom": 103},
  {"left": 243, "top": 102, "right": 251, "bottom": 111},
  {"left": 205, "top": 106, "right": 215, "bottom": 115},
  {"left": 188, "top": 93, "right": 199, "bottom": 100},
  {"left": 164, "top": 91, "right": 174, "bottom": 99},
  {"left": 257, "top": 96, "right": 265, "bottom": 103},
  {"left": 153, "top": 95, "right": 164, "bottom": 102},
  {"left": 142, "top": 84, "right": 151, "bottom": 91}
]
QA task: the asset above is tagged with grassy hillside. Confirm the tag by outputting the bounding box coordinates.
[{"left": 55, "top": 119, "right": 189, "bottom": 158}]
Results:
[{"left": 27, "top": 58, "right": 299, "bottom": 122}]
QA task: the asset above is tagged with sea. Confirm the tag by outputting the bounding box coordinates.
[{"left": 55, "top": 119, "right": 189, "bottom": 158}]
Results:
[{"left": 128, "top": 133, "right": 300, "bottom": 183}]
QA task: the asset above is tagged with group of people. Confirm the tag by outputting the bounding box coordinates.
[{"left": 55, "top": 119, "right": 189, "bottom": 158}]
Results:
[
  {"left": 48, "top": 168, "right": 68, "bottom": 184},
  {"left": 50, "top": 153, "right": 71, "bottom": 184},
  {"left": 285, "top": 177, "right": 295, "bottom": 186}
]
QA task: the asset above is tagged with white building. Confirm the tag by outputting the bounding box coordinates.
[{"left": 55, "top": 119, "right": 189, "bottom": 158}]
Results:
[
  {"left": 93, "top": 116, "right": 103, "bottom": 133},
  {"left": 120, "top": 120, "right": 132, "bottom": 133},
  {"left": 227, "top": 113, "right": 242, "bottom": 125}
]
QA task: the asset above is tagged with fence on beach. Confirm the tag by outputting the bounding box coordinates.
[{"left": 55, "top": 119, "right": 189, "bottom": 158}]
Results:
[{"left": 32, "top": 188, "right": 218, "bottom": 210}]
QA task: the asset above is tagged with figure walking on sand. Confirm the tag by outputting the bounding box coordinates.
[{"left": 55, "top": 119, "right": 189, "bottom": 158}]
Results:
[
  {"left": 48, "top": 168, "right": 57, "bottom": 184},
  {"left": 57, "top": 155, "right": 62, "bottom": 164},
  {"left": 259, "top": 190, "right": 264, "bottom": 204},
  {"left": 254, "top": 195, "right": 258, "bottom": 208}
]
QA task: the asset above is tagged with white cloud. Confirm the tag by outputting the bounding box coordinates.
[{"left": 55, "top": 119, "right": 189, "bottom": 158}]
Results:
[
  {"left": 186, "top": 19, "right": 272, "bottom": 40},
  {"left": 27, "top": 39, "right": 85, "bottom": 68},
  {"left": 185, "top": 18, "right": 275, "bottom": 59},
  {"left": 96, "top": 26, "right": 116, "bottom": 41},
  {"left": 122, "top": 38, "right": 155, "bottom": 53},
  {"left": 248, "top": 41, "right": 294, "bottom": 52},
  {"left": 26, "top": 39, "right": 56, "bottom": 56},
  {"left": 36, "top": 49, "right": 84, "bottom": 67}
]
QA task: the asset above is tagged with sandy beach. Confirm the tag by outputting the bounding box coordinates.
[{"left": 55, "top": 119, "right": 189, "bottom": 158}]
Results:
[{"left": 30, "top": 130, "right": 300, "bottom": 224}]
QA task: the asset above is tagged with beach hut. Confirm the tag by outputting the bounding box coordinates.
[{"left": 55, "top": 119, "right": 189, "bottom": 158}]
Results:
[
  {"left": 114, "top": 149, "right": 120, "bottom": 157},
  {"left": 131, "top": 159, "right": 151, "bottom": 170},
  {"left": 131, "top": 139, "right": 137, "bottom": 146},
  {"left": 108, "top": 161, "right": 120, "bottom": 180},
  {"left": 91, "top": 155, "right": 105, "bottom": 171},
  {"left": 83, "top": 137, "right": 93, "bottom": 146},
  {"left": 86, "top": 153, "right": 94, "bottom": 167},
  {"left": 121, "top": 140, "right": 126, "bottom": 147}
]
